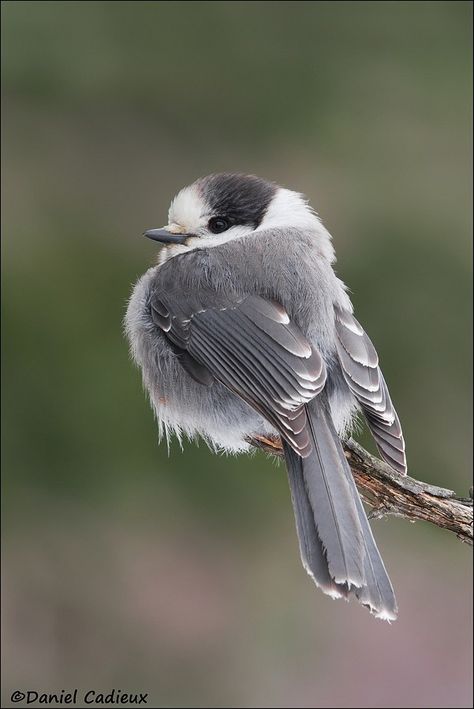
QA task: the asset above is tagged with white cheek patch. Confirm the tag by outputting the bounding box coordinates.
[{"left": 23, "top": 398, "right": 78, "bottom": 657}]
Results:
[
  {"left": 157, "top": 225, "right": 254, "bottom": 266},
  {"left": 189, "top": 225, "right": 254, "bottom": 249}
]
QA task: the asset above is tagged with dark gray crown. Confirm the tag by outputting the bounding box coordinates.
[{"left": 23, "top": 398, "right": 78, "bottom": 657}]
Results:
[{"left": 197, "top": 173, "right": 277, "bottom": 228}]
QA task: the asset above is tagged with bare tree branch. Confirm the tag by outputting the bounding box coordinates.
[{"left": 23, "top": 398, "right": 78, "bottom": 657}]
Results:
[{"left": 248, "top": 435, "right": 473, "bottom": 546}]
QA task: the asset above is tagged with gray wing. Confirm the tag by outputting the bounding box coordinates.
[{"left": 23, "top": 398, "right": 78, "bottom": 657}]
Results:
[
  {"left": 150, "top": 291, "right": 326, "bottom": 457},
  {"left": 334, "top": 306, "right": 407, "bottom": 475}
]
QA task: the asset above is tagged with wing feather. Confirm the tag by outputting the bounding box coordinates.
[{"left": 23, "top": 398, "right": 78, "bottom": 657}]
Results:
[
  {"left": 151, "top": 291, "right": 326, "bottom": 457},
  {"left": 334, "top": 306, "right": 407, "bottom": 475}
]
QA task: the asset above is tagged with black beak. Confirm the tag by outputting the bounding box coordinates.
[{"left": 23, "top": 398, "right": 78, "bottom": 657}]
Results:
[{"left": 143, "top": 228, "right": 188, "bottom": 244}]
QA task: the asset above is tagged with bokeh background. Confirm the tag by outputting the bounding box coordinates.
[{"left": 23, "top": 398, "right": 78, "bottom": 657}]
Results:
[{"left": 2, "top": 2, "right": 472, "bottom": 707}]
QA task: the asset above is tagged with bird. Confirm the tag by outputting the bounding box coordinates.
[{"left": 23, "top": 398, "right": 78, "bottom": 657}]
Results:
[{"left": 125, "top": 173, "right": 407, "bottom": 621}]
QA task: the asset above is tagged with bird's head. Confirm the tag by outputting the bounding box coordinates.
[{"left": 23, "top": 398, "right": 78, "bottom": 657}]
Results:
[{"left": 144, "top": 173, "right": 333, "bottom": 263}]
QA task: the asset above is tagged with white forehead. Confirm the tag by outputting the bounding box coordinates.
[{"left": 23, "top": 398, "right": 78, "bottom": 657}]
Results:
[{"left": 168, "top": 185, "right": 208, "bottom": 230}]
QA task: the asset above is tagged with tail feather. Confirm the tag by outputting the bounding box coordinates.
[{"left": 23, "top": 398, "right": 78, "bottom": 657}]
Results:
[
  {"left": 286, "top": 449, "right": 349, "bottom": 600},
  {"left": 284, "top": 401, "right": 398, "bottom": 620},
  {"left": 329, "top": 432, "right": 398, "bottom": 619},
  {"left": 346, "top": 482, "right": 398, "bottom": 619}
]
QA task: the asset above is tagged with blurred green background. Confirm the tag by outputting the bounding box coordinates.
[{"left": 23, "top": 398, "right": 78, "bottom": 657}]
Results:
[{"left": 2, "top": 1, "right": 472, "bottom": 707}]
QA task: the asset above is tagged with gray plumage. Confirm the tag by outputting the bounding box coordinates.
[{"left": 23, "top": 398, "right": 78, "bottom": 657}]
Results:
[
  {"left": 334, "top": 306, "right": 406, "bottom": 475},
  {"left": 125, "top": 173, "right": 407, "bottom": 621}
]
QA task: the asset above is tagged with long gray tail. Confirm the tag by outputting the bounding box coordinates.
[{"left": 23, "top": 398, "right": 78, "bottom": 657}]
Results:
[{"left": 283, "top": 401, "right": 398, "bottom": 621}]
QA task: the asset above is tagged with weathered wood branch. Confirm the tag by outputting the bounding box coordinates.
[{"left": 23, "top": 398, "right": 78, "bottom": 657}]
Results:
[{"left": 248, "top": 435, "right": 473, "bottom": 545}]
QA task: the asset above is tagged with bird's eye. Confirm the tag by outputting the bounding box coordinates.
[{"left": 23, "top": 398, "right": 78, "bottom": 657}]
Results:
[{"left": 208, "top": 217, "right": 230, "bottom": 234}]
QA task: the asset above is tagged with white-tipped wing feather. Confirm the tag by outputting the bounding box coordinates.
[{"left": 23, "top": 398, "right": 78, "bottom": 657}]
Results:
[
  {"left": 150, "top": 291, "right": 327, "bottom": 457},
  {"left": 334, "top": 306, "right": 407, "bottom": 475}
]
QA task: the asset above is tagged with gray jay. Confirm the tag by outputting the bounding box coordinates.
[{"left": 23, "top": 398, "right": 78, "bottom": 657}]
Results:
[{"left": 125, "top": 173, "right": 407, "bottom": 621}]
